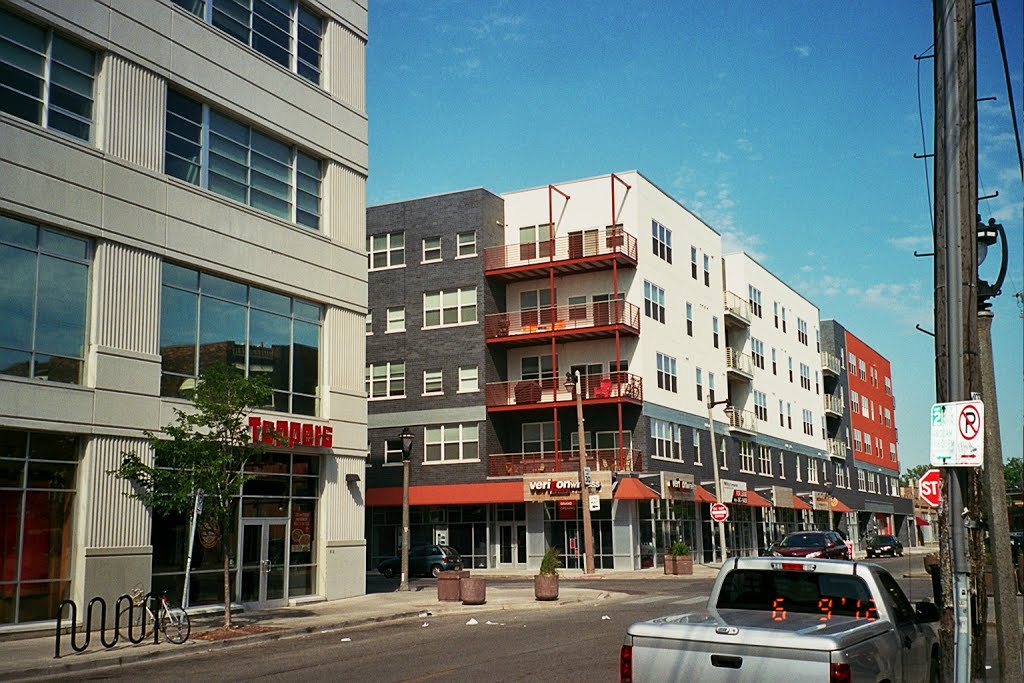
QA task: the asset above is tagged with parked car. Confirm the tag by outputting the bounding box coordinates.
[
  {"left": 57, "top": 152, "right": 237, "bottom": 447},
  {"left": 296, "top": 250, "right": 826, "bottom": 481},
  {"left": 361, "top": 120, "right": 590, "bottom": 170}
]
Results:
[
  {"left": 377, "top": 545, "right": 462, "bottom": 578},
  {"left": 866, "top": 534, "right": 904, "bottom": 558},
  {"left": 771, "top": 530, "right": 851, "bottom": 559}
]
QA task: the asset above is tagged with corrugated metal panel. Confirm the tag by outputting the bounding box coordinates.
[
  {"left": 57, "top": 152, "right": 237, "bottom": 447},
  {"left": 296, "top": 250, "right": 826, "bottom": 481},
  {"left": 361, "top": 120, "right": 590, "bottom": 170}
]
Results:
[
  {"left": 328, "top": 307, "right": 365, "bottom": 391},
  {"left": 104, "top": 54, "right": 165, "bottom": 171},
  {"left": 326, "top": 161, "right": 365, "bottom": 249},
  {"left": 84, "top": 436, "right": 152, "bottom": 548},
  {"left": 327, "top": 22, "right": 365, "bottom": 112},
  {"left": 95, "top": 241, "right": 161, "bottom": 354}
]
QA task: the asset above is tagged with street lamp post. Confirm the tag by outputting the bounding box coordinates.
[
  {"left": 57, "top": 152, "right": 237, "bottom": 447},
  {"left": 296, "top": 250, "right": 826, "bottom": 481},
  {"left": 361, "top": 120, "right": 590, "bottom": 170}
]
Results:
[
  {"left": 565, "top": 371, "right": 595, "bottom": 575},
  {"left": 707, "top": 398, "right": 730, "bottom": 562},
  {"left": 399, "top": 426, "right": 414, "bottom": 592},
  {"left": 823, "top": 477, "right": 835, "bottom": 531}
]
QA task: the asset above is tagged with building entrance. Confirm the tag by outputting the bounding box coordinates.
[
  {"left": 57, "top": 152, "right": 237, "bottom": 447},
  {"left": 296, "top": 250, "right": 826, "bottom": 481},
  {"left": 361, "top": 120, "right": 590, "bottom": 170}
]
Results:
[
  {"left": 497, "top": 523, "right": 526, "bottom": 567},
  {"left": 239, "top": 518, "right": 289, "bottom": 608}
]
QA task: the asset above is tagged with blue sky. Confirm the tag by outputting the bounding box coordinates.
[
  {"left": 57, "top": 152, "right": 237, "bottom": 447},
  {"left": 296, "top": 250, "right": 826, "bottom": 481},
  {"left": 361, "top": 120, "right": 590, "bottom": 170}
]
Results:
[{"left": 366, "top": 1, "right": 1024, "bottom": 473}]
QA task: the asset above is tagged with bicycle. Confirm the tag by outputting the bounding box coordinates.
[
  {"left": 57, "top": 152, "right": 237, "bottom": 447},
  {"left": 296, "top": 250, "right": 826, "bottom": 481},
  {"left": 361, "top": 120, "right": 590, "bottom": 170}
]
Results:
[{"left": 118, "top": 588, "right": 191, "bottom": 644}]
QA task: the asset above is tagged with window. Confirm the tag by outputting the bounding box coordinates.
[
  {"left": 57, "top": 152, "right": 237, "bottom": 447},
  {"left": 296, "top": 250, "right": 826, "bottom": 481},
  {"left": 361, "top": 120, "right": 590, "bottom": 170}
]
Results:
[
  {"left": 773, "top": 301, "right": 779, "bottom": 328},
  {"left": 652, "top": 220, "right": 672, "bottom": 263},
  {"left": 521, "top": 355, "right": 553, "bottom": 381},
  {"left": 518, "top": 223, "right": 552, "bottom": 259},
  {"left": 692, "top": 429, "right": 702, "bottom": 464},
  {"left": 651, "top": 418, "right": 682, "bottom": 460},
  {"left": 383, "top": 439, "right": 404, "bottom": 465},
  {"left": 457, "top": 230, "right": 477, "bottom": 257},
  {"left": 451, "top": 366, "right": 476, "bottom": 393},
  {"left": 862, "top": 398, "right": 870, "bottom": 418},
  {"left": 889, "top": 443, "right": 897, "bottom": 461},
  {"left": 779, "top": 400, "right": 785, "bottom": 427},
  {"left": 690, "top": 246, "right": 698, "bottom": 279},
  {"left": 166, "top": 90, "right": 322, "bottom": 229},
  {"left": 797, "top": 318, "right": 808, "bottom": 345},
  {"left": 771, "top": 348, "right": 777, "bottom": 374},
  {"left": 884, "top": 408, "right": 892, "bottom": 427},
  {"left": 708, "top": 372, "right": 716, "bottom": 405},
  {"left": 851, "top": 390, "right": 860, "bottom": 413},
  {"left": 779, "top": 451, "right": 786, "bottom": 479},
  {"left": 424, "top": 423, "right": 479, "bottom": 462},
  {"left": 795, "top": 454, "right": 802, "bottom": 481},
  {"left": 858, "top": 359, "right": 866, "bottom": 380},
  {"left": 853, "top": 429, "right": 863, "bottom": 451},
  {"left": 643, "top": 281, "right": 665, "bottom": 323},
  {"left": 754, "top": 391, "right": 768, "bottom": 421},
  {"left": 172, "top": 0, "right": 322, "bottom": 84},
  {"left": 739, "top": 441, "right": 755, "bottom": 472},
  {"left": 703, "top": 254, "right": 711, "bottom": 286},
  {"left": 686, "top": 303, "right": 693, "bottom": 336},
  {"left": 786, "top": 402, "right": 792, "bottom": 429},
  {"left": 160, "top": 262, "right": 322, "bottom": 413},
  {"left": 807, "top": 457, "right": 819, "bottom": 484},
  {"left": 519, "top": 288, "right": 553, "bottom": 327},
  {"left": 718, "top": 439, "right": 728, "bottom": 470},
  {"left": 365, "top": 361, "right": 405, "bottom": 399},
  {"left": 788, "top": 356, "right": 794, "bottom": 382},
  {"left": 422, "top": 236, "right": 442, "bottom": 262},
  {"left": 751, "top": 338, "right": 765, "bottom": 369},
  {"left": 747, "top": 285, "right": 763, "bottom": 317},
  {"left": 869, "top": 366, "right": 878, "bottom": 387},
  {"left": 423, "top": 369, "right": 443, "bottom": 395},
  {"left": 858, "top": 469, "right": 866, "bottom": 491},
  {"left": 386, "top": 307, "right": 405, "bottom": 333},
  {"left": 366, "top": 232, "right": 405, "bottom": 270},
  {"left": 695, "top": 367, "right": 703, "bottom": 402},
  {"left": 1, "top": 215, "right": 91, "bottom": 384},
  {"left": 758, "top": 445, "right": 772, "bottom": 476},
  {"left": 0, "top": 430, "right": 79, "bottom": 624},
  {"left": 815, "top": 371, "right": 820, "bottom": 394},
  {"left": 712, "top": 317, "right": 720, "bottom": 348},
  {"left": 365, "top": 312, "right": 372, "bottom": 335},
  {"left": 424, "top": 287, "right": 477, "bottom": 327},
  {"left": 815, "top": 328, "right": 821, "bottom": 353},
  {"left": 884, "top": 376, "right": 892, "bottom": 395},
  {"left": 835, "top": 464, "right": 847, "bottom": 489},
  {"left": 781, "top": 306, "right": 787, "bottom": 332},
  {"left": 656, "top": 352, "right": 677, "bottom": 392},
  {"left": 799, "top": 363, "right": 811, "bottom": 390},
  {"left": 802, "top": 409, "right": 813, "bottom": 436},
  {"left": 0, "top": 8, "right": 96, "bottom": 141}
]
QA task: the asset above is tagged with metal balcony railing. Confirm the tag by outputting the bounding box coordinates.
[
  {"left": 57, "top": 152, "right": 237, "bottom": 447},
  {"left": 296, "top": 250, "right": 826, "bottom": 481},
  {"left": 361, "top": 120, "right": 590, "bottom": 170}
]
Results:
[
  {"left": 484, "top": 300, "right": 640, "bottom": 339},
  {"left": 488, "top": 448, "right": 643, "bottom": 477},
  {"left": 726, "top": 408, "right": 757, "bottom": 433},
  {"left": 723, "top": 291, "right": 751, "bottom": 325},
  {"left": 483, "top": 229, "right": 637, "bottom": 272},
  {"left": 821, "top": 352, "right": 842, "bottom": 376},
  {"left": 725, "top": 347, "right": 754, "bottom": 377},
  {"left": 827, "top": 438, "right": 848, "bottom": 459},
  {"left": 485, "top": 372, "right": 643, "bottom": 409},
  {"left": 823, "top": 394, "right": 844, "bottom": 415}
]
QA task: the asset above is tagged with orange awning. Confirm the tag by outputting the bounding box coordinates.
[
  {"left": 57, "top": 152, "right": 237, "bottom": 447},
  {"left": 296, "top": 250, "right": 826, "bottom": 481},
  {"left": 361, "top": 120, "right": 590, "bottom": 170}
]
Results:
[
  {"left": 614, "top": 477, "right": 660, "bottom": 501},
  {"left": 740, "top": 490, "right": 773, "bottom": 508},
  {"left": 830, "top": 497, "right": 853, "bottom": 513},
  {"left": 694, "top": 485, "right": 717, "bottom": 504},
  {"left": 366, "top": 482, "right": 523, "bottom": 507},
  {"left": 792, "top": 496, "right": 813, "bottom": 510}
]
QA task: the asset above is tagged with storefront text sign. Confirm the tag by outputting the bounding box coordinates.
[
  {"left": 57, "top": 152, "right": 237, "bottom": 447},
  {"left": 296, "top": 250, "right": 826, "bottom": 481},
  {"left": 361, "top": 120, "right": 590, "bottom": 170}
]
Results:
[
  {"left": 812, "top": 491, "right": 831, "bottom": 511},
  {"left": 248, "top": 416, "right": 333, "bottom": 449},
  {"left": 662, "top": 472, "right": 696, "bottom": 501},
  {"left": 721, "top": 478, "right": 747, "bottom": 505},
  {"left": 523, "top": 471, "right": 612, "bottom": 501},
  {"left": 772, "top": 486, "right": 794, "bottom": 508}
]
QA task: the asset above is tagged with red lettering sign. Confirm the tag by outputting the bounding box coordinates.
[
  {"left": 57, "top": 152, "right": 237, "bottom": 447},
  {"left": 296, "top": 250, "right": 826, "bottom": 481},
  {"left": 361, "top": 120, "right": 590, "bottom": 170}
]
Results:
[{"left": 247, "top": 417, "right": 332, "bottom": 449}]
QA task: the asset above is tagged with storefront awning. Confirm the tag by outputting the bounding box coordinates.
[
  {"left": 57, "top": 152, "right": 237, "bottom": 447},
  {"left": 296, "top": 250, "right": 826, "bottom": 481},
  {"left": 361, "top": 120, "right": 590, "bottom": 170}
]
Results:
[
  {"left": 915, "top": 515, "right": 930, "bottom": 526},
  {"left": 365, "top": 482, "right": 524, "bottom": 507},
  {"left": 738, "top": 490, "right": 773, "bottom": 508},
  {"left": 613, "top": 477, "right": 660, "bottom": 501},
  {"left": 694, "top": 485, "right": 717, "bottom": 504},
  {"left": 792, "top": 496, "right": 813, "bottom": 510},
  {"left": 831, "top": 497, "right": 854, "bottom": 513}
]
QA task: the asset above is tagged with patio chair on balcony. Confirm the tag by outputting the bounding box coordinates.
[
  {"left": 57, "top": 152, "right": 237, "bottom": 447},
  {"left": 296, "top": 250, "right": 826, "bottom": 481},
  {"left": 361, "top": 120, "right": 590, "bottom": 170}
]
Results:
[
  {"left": 514, "top": 380, "right": 542, "bottom": 404},
  {"left": 593, "top": 378, "right": 613, "bottom": 398}
]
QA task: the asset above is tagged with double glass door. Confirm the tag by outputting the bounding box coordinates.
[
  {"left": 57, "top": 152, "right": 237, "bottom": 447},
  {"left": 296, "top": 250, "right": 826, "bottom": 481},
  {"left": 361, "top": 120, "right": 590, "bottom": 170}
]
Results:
[
  {"left": 239, "top": 519, "right": 288, "bottom": 608},
  {"left": 498, "top": 523, "right": 526, "bottom": 567}
]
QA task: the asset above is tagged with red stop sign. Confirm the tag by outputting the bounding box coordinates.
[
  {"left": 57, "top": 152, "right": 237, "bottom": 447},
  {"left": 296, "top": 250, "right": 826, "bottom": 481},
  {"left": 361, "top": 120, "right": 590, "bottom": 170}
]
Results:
[
  {"left": 710, "top": 503, "right": 729, "bottom": 522},
  {"left": 919, "top": 469, "right": 942, "bottom": 508}
]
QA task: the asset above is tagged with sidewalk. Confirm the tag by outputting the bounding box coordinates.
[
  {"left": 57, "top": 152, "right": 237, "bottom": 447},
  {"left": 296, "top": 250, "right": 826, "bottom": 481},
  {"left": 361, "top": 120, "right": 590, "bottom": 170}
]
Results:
[{"left": 0, "top": 566, "right": 715, "bottom": 681}]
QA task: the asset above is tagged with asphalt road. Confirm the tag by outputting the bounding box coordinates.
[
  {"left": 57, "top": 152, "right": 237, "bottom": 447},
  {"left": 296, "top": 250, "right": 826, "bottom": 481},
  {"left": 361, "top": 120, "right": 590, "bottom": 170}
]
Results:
[{"left": 64, "top": 556, "right": 934, "bottom": 682}]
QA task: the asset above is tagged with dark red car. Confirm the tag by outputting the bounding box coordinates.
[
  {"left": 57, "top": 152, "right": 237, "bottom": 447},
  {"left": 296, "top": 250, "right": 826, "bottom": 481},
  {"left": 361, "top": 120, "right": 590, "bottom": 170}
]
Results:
[{"left": 771, "top": 531, "right": 850, "bottom": 560}]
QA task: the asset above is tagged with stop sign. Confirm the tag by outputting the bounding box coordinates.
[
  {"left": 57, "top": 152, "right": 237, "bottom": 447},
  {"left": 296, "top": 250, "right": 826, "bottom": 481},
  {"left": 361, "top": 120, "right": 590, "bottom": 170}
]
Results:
[
  {"left": 919, "top": 469, "right": 942, "bottom": 508},
  {"left": 710, "top": 503, "right": 730, "bottom": 522}
]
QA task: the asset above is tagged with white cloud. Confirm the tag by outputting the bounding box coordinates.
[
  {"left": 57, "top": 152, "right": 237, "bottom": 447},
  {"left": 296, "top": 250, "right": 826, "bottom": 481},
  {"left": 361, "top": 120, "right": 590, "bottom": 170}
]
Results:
[
  {"left": 887, "top": 234, "right": 931, "bottom": 251},
  {"left": 794, "top": 46, "right": 811, "bottom": 58}
]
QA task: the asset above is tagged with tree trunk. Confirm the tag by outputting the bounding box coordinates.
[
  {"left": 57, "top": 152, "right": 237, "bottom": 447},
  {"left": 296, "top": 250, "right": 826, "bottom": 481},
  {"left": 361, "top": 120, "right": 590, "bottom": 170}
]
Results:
[{"left": 223, "top": 550, "right": 231, "bottom": 628}]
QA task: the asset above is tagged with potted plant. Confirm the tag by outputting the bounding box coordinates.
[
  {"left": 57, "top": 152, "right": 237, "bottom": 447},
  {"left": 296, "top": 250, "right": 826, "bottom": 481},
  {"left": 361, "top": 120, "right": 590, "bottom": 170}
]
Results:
[
  {"left": 664, "top": 541, "right": 693, "bottom": 575},
  {"left": 535, "top": 546, "right": 561, "bottom": 601}
]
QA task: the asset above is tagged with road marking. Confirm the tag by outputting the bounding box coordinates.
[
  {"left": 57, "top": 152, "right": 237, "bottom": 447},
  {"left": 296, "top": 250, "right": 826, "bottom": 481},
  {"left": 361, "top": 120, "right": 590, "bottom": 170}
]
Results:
[
  {"left": 674, "top": 596, "right": 707, "bottom": 605},
  {"left": 630, "top": 595, "right": 675, "bottom": 604}
]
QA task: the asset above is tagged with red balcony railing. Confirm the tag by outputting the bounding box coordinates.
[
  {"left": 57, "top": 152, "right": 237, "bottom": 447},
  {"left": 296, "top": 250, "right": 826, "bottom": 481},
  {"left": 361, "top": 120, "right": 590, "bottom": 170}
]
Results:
[
  {"left": 485, "top": 372, "right": 643, "bottom": 410},
  {"left": 483, "top": 229, "right": 637, "bottom": 277},
  {"left": 484, "top": 300, "right": 640, "bottom": 342},
  {"left": 488, "top": 448, "right": 643, "bottom": 477}
]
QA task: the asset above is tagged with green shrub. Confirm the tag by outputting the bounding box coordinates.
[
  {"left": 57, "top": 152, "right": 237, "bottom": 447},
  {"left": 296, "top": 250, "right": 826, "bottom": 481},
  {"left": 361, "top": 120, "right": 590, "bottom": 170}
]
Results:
[
  {"left": 669, "top": 541, "right": 691, "bottom": 556},
  {"left": 540, "top": 546, "right": 562, "bottom": 576}
]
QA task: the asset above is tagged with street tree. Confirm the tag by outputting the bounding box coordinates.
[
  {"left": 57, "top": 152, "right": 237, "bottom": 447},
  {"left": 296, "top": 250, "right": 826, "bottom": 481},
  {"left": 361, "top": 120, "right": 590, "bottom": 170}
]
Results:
[
  {"left": 1005, "top": 457, "right": 1022, "bottom": 493},
  {"left": 115, "top": 364, "right": 273, "bottom": 628},
  {"left": 900, "top": 464, "right": 932, "bottom": 488}
]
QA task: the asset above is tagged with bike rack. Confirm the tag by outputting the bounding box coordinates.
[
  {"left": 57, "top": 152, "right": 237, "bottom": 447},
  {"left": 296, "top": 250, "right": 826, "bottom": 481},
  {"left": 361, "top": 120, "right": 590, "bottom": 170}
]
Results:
[{"left": 54, "top": 592, "right": 159, "bottom": 658}]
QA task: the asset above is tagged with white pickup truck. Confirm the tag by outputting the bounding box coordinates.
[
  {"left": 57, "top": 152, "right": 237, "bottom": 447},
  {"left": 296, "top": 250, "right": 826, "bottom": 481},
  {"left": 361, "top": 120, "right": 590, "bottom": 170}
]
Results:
[{"left": 621, "top": 556, "right": 939, "bottom": 682}]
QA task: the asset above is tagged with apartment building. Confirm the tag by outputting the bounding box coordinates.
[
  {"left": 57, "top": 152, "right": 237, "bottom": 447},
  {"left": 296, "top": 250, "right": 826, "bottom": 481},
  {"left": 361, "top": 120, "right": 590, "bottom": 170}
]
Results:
[{"left": 1, "top": 0, "right": 368, "bottom": 628}]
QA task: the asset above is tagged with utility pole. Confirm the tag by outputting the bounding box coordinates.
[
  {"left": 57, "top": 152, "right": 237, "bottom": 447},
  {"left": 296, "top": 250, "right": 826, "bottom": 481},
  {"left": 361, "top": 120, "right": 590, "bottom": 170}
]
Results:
[
  {"left": 931, "top": 0, "right": 986, "bottom": 679},
  {"left": 708, "top": 399, "right": 729, "bottom": 562},
  {"left": 569, "top": 371, "right": 595, "bottom": 574}
]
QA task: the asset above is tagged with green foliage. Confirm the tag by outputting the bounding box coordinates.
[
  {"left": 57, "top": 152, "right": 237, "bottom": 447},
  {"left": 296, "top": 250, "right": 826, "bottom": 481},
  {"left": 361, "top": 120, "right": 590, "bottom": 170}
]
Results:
[
  {"left": 900, "top": 464, "right": 932, "bottom": 488},
  {"left": 115, "top": 364, "right": 274, "bottom": 526},
  {"left": 539, "top": 546, "right": 562, "bottom": 576},
  {"left": 1005, "top": 457, "right": 1022, "bottom": 493},
  {"left": 669, "top": 541, "right": 691, "bottom": 556}
]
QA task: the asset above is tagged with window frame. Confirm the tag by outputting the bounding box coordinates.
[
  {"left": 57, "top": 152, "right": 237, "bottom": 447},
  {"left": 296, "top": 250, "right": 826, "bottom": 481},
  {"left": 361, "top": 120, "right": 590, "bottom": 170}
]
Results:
[
  {"left": 424, "top": 423, "right": 480, "bottom": 463},
  {"left": 423, "top": 287, "right": 478, "bottom": 328},
  {"left": 365, "top": 361, "right": 406, "bottom": 400},
  {"left": 456, "top": 230, "right": 477, "bottom": 258},
  {"left": 422, "top": 236, "right": 442, "bottom": 263},
  {"left": 457, "top": 365, "right": 479, "bottom": 393}
]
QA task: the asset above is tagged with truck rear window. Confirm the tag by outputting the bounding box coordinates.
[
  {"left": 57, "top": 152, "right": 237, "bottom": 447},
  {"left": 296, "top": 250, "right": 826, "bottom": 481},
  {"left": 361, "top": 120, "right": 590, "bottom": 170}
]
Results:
[{"left": 716, "top": 569, "right": 878, "bottom": 621}]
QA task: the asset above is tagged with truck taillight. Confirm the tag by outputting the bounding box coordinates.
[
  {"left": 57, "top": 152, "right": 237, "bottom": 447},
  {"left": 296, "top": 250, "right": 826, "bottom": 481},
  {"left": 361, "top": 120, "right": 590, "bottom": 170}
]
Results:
[
  {"left": 619, "top": 645, "right": 632, "bottom": 682},
  {"left": 830, "top": 663, "right": 851, "bottom": 682}
]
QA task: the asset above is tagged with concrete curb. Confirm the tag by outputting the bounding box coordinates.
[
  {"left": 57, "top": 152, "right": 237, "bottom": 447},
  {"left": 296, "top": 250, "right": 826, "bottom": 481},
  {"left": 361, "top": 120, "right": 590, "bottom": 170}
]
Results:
[{"left": 4, "top": 589, "right": 622, "bottom": 681}]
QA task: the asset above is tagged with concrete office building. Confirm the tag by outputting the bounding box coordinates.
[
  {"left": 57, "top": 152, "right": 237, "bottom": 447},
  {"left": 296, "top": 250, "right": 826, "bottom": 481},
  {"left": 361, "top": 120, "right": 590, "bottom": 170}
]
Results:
[{"left": 1, "top": 0, "right": 368, "bottom": 629}]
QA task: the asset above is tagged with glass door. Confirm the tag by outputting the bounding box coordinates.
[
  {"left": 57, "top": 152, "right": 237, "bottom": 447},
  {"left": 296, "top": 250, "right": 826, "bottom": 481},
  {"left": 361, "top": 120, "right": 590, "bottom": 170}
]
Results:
[
  {"left": 497, "top": 523, "right": 526, "bottom": 567},
  {"left": 239, "top": 519, "right": 289, "bottom": 608}
]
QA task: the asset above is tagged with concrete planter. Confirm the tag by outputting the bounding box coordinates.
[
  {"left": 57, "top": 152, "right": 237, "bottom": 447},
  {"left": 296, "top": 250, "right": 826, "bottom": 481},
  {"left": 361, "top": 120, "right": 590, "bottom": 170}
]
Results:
[
  {"left": 664, "top": 554, "right": 693, "bottom": 575},
  {"left": 534, "top": 574, "right": 559, "bottom": 601},
  {"left": 461, "top": 577, "right": 486, "bottom": 605},
  {"left": 437, "top": 570, "right": 469, "bottom": 602}
]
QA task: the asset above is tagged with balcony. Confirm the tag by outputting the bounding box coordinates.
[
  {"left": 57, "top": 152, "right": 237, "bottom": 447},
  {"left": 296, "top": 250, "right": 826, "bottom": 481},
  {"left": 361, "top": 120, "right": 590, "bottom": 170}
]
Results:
[
  {"left": 485, "top": 372, "right": 643, "bottom": 412},
  {"left": 723, "top": 291, "right": 750, "bottom": 328},
  {"left": 827, "top": 438, "right": 848, "bottom": 459},
  {"left": 821, "top": 352, "right": 842, "bottom": 377},
  {"left": 484, "top": 300, "right": 640, "bottom": 346},
  {"left": 488, "top": 448, "right": 643, "bottom": 478},
  {"left": 823, "top": 394, "right": 844, "bottom": 417},
  {"left": 483, "top": 229, "right": 638, "bottom": 281},
  {"left": 725, "top": 347, "right": 754, "bottom": 381},
  {"left": 726, "top": 408, "right": 757, "bottom": 434}
]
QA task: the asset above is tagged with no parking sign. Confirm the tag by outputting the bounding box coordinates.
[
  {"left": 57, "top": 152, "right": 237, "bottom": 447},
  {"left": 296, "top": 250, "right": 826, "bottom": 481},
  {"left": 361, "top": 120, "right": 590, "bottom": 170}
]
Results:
[{"left": 929, "top": 400, "right": 984, "bottom": 467}]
